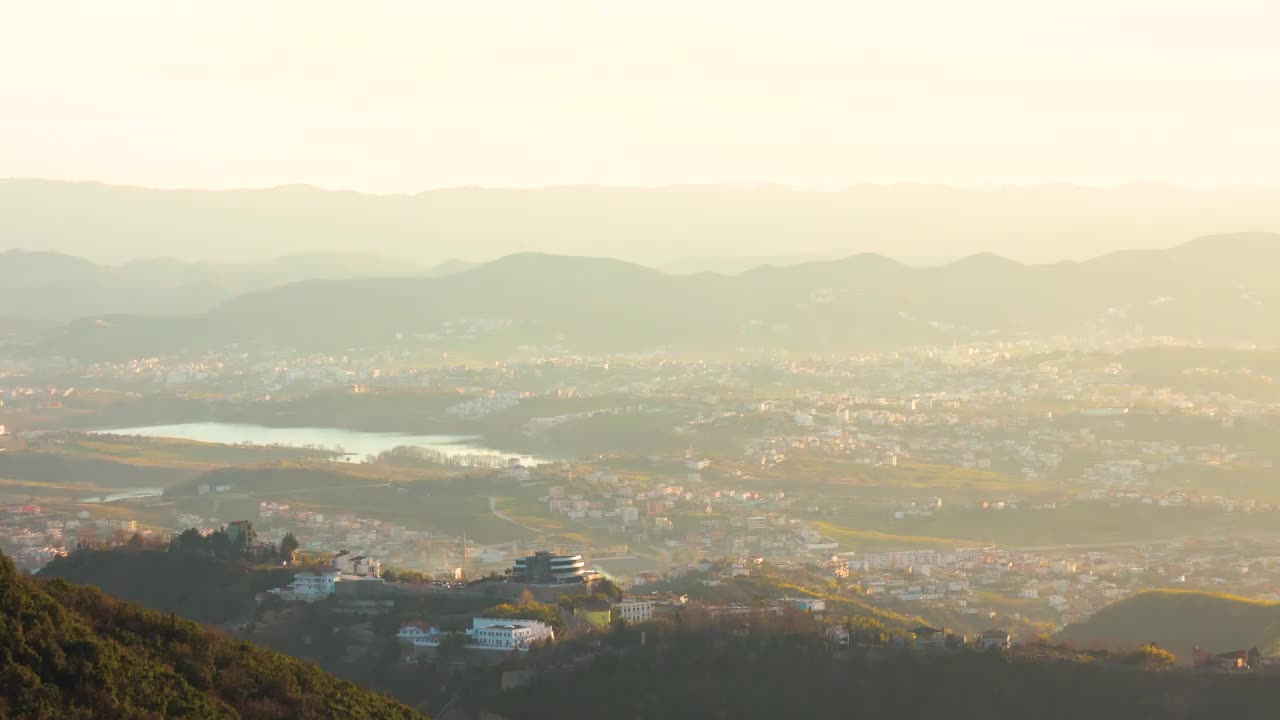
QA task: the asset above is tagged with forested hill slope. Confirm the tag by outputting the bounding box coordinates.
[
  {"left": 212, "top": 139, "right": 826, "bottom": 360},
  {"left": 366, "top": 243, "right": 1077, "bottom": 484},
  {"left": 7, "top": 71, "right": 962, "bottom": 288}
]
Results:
[
  {"left": 481, "top": 625, "right": 1280, "bottom": 720},
  {"left": 38, "top": 548, "right": 295, "bottom": 625},
  {"left": 0, "top": 552, "right": 424, "bottom": 719},
  {"left": 1057, "top": 590, "right": 1280, "bottom": 660}
]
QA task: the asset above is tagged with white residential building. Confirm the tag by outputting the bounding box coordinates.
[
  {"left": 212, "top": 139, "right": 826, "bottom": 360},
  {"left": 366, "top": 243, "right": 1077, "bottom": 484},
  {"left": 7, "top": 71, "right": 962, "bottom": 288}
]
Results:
[
  {"left": 615, "top": 599, "right": 654, "bottom": 624},
  {"left": 397, "top": 622, "right": 443, "bottom": 647},
  {"left": 465, "top": 617, "right": 555, "bottom": 651},
  {"left": 271, "top": 570, "right": 342, "bottom": 601}
]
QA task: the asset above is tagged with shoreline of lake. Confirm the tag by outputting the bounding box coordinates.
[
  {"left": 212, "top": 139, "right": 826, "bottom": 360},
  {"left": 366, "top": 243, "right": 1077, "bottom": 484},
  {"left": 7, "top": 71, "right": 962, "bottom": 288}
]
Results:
[{"left": 91, "top": 422, "right": 549, "bottom": 466}]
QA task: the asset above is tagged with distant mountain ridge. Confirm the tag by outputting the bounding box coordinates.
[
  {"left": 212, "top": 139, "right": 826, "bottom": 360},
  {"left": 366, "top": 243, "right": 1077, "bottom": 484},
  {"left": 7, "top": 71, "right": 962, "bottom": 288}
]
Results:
[
  {"left": 6, "top": 178, "right": 1280, "bottom": 267},
  {"left": 0, "top": 249, "right": 467, "bottom": 321},
  {"left": 26, "top": 232, "right": 1280, "bottom": 360}
]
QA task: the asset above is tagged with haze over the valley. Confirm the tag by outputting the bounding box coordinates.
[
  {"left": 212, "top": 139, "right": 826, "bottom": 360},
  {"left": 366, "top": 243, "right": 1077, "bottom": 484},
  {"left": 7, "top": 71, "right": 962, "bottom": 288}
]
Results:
[
  {"left": 6, "top": 180, "right": 1280, "bottom": 269},
  {"left": 10, "top": 3, "right": 1280, "bottom": 718},
  {"left": 5, "top": 1, "right": 1280, "bottom": 267}
]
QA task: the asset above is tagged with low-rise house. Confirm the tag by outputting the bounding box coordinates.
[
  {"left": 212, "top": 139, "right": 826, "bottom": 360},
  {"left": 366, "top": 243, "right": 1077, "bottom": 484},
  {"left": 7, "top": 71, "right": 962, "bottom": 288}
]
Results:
[
  {"left": 1193, "top": 647, "right": 1249, "bottom": 671},
  {"left": 615, "top": 599, "right": 654, "bottom": 624},
  {"left": 269, "top": 570, "right": 342, "bottom": 602},
  {"left": 333, "top": 551, "right": 381, "bottom": 577},
  {"left": 631, "top": 572, "right": 661, "bottom": 587},
  {"left": 466, "top": 617, "right": 555, "bottom": 651},
  {"left": 575, "top": 598, "right": 613, "bottom": 629},
  {"left": 977, "top": 629, "right": 1011, "bottom": 650},
  {"left": 706, "top": 602, "right": 784, "bottom": 619},
  {"left": 786, "top": 597, "right": 826, "bottom": 613},
  {"left": 910, "top": 625, "right": 946, "bottom": 650},
  {"left": 396, "top": 622, "right": 444, "bottom": 647}
]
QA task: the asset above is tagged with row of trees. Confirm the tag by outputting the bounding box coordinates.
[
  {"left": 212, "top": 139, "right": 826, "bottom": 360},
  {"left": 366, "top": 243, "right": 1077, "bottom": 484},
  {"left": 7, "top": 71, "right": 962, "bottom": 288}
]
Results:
[
  {"left": 380, "top": 566, "right": 433, "bottom": 584},
  {"left": 167, "top": 527, "right": 299, "bottom": 564},
  {"left": 374, "top": 445, "right": 510, "bottom": 469}
]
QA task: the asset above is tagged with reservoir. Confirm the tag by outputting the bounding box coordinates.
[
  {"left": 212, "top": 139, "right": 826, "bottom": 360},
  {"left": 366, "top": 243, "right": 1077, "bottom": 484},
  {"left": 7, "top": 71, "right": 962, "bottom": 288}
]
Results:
[
  {"left": 81, "top": 488, "right": 165, "bottom": 503},
  {"left": 93, "top": 422, "right": 545, "bottom": 466}
]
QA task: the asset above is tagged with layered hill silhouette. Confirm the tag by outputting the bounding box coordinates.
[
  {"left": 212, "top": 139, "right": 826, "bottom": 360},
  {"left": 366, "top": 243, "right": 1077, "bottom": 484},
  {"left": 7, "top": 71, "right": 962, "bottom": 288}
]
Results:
[
  {"left": 7, "top": 179, "right": 1280, "bottom": 266},
  {"left": 0, "top": 248, "right": 469, "bottom": 321},
  {"left": 1057, "top": 590, "right": 1280, "bottom": 661},
  {"left": 29, "top": 232, "right": 1280, "bottom": 359},
  {"left": 0, "top": 551, "right": 422, "bottom": 719}
]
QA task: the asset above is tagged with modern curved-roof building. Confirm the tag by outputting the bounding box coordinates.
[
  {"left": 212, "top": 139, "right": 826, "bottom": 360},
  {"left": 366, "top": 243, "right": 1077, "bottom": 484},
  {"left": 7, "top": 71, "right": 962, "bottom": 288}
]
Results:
[{"left": 511, "top": 551, "right": 597, "bottom": 585}]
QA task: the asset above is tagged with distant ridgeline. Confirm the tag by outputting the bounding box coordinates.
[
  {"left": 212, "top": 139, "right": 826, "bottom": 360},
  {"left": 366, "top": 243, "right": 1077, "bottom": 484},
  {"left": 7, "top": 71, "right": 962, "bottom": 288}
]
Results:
[
  {"left": 22, "top": 231, "right": 1280, "bottom": 360},
  {"left": 0, "top": 551, "right": 422, "bottom": 719}
]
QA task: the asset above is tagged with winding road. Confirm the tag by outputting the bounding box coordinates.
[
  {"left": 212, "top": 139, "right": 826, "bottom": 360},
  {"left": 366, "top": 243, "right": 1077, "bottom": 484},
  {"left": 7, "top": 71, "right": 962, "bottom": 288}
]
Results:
[{"left": 487, "top": 495, "right": 546, "bottom": 534}]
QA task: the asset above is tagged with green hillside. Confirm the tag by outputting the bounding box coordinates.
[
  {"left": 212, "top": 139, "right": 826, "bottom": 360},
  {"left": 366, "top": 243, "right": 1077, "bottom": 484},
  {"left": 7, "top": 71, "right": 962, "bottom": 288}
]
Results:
[
  {"left": 1058, "top": 590, "right": 1280, "bottom": 660},
  {"left": 39, "top": 549, "right": 295, "bottom": 625},
  {"left": 483, "top": 624, "right": 1280, "bottom": 720},
  {"left": 0, "top": 551, "right": 423, "bottom": 719}
]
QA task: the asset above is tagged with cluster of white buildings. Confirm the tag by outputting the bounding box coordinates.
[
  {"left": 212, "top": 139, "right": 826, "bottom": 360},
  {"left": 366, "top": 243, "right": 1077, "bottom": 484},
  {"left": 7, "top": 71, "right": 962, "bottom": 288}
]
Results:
[
  {"left": 466, "top": 617, "right": 555, "bottom": 650},
  {"left": 266, "top": 551, "right": 383, "bottom": 602},
  {"left": 270, "top": 570, "right": 345, "bottom": 602},
  {"left": 0, "top": 506, "right": 146, "bottom": 570},
  {"left": 445, "top": 391, "right": 524, "bottom": 418},
  {"left": 396, "top": 617, "right": 556, "bottom": 655}
]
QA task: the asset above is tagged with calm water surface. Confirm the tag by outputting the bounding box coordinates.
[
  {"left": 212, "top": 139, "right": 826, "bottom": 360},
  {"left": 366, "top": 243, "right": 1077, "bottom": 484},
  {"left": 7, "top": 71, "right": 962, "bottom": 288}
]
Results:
[{"left": 94, "top": 422, "right": 545, "bottom": 465}]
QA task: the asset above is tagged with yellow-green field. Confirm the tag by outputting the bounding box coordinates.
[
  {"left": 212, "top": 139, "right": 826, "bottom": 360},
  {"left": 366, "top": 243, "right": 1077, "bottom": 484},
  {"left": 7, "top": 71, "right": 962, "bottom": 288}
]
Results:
[
  {"left": 810, "top": 521, "right": 978, "bottom": 551},
  {"left": 51, "top": 434, "right": 337, "bottom": 468},
  {"left": 727, "top": 455, "right": 1047, "bottom": 496}
]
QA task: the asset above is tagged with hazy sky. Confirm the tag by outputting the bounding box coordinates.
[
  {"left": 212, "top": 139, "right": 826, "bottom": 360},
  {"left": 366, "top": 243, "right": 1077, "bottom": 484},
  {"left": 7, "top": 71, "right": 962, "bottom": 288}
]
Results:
[{"left": 2, "top": 0, "right": 1277, "bottom": 192}]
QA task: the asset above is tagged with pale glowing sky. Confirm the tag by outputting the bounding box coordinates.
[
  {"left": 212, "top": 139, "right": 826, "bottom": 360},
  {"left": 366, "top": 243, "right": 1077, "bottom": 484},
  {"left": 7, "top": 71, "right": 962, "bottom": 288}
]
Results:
[{"left": 2, "top": 0, "right": 1277, "bottom": 192}]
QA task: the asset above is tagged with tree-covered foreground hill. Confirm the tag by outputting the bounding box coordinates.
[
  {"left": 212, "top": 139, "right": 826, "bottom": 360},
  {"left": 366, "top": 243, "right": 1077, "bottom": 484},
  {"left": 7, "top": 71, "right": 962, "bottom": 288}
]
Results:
[
  {"left": 38, "top": 547, "right": 295, "bottom": 625},
  {"left": 0, "top": 552, "right": 423, "bottom": 720},
  {"left": 475, "top": 624, "right": 1280, "bottom": 720},
  {"left": 1057, "top": 589, "right": 1280, "bottom": 661}
]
